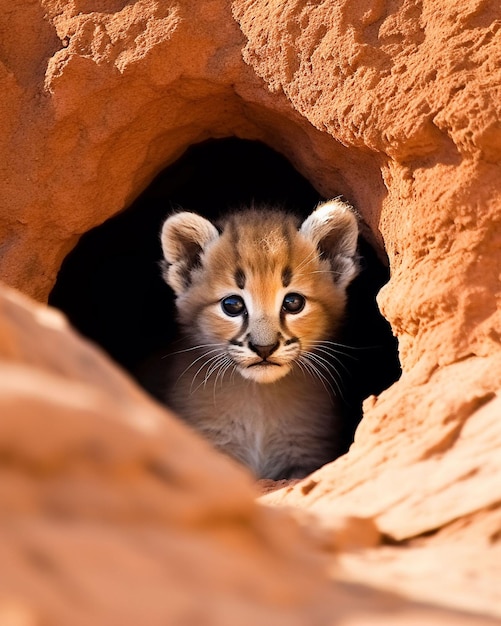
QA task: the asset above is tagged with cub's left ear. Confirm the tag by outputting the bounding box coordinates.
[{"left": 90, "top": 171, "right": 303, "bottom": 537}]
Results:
[
  {"left": 300, "top": 199, "right": 360, "bottom": 289},
  {"left": 160, "top": 211, "right": 219, "bottom": 295}
]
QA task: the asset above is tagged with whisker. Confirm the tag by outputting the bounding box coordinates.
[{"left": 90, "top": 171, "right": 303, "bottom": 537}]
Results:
[
  {"left": 220, "top": 359, "right": 234, "bottom": 387},
  {"left": 309, "top": 356, "right": 346, "bottom": 399},
  {"left": 304, "top": 350, "right": 341, "bottom": 381},
  {"left": 300, "top": 355, "right": 336, "bottom": 399},
  {"left": 308, "top": 270, "right": 341, "bottom": 274},
  {"left": 202, "top": 354, "right": 229, "bottom": 389},
  {"left": 307, "top": 347, "right": 344, "bottom": 369},
  {"left": 214, "top": 354, "right": 231, "bottom": 389},
  {"left": 188, "top": 355, "right": 221, "bottom": 392},
  {"left": 175, "top": 347, "right": 224, "bottom": 385},
  {"left": 304, "top": 343, "right": 358, "bottom": 362},
  {"left": 213, "top": 357, "right": 234, "bottom": 404},
  {"left": 293, "top": 357, "right": 308, "bottom": 380},
  {"left": 188, "top": 352, "right": 227, "bottom": 393},
  {"left": 295, "top": 269, "right": 344, "bottom": 279},
  {"left": 307, "top": 346, "right": 352, "bottom": 377},
  {"left": 189, "top": 359, "right": 224, "bottom": 395},
  {"left": 295, "top": 247, "right": 318, "bottom": 272},
  {"left": 164, "top": 342, "right": 226, "bottom": 358},
  {"left": 302, "top": 352, "right": 345, "bottom": 402},
  {"left": 308, "top": 339, "right": 380, "bottom": 352}
]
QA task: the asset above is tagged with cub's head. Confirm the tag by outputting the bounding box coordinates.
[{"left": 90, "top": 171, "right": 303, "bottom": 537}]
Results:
[{"left": 160, "top": 200, "right": 359, "bottom": 384}]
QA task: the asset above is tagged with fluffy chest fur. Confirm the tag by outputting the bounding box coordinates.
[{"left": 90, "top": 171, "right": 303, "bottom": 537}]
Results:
[
  {"left": 154, "top": 200, "right": 359, "bottom": 480},
  {"left": 166, "top": 343, "right": 340, "bottom": 479}
]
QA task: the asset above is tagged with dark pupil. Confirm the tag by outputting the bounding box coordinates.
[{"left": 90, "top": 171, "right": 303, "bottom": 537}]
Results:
[
  {"left": 222, "top": 295, "right": 245, "bottom": 316},
  {"left": 283, "top": 293, "right": 305, "bottom": 313}
]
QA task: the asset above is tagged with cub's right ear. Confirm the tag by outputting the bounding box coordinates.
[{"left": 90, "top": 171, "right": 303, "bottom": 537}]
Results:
[
  {"left": 160, "top": 212, "right": 219, "bottom": 295},
  {"left": 300, "top": 199, "right": 359, "bottom": 290}
]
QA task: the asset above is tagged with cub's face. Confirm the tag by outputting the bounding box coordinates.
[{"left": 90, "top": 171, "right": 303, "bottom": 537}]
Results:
[{"left": 161, "top": 201, "right": 359, "bottom": 384}]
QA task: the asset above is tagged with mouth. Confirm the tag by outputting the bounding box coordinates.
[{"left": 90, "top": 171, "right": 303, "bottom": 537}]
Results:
[
  {"left": 248, "top": 360, "right": 282, "bottom": 368},
  {"left": 239, "top": 359, "right": 290, "bottom": 383}
]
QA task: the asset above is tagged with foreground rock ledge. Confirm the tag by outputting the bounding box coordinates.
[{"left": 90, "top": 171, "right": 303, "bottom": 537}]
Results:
[{"left": 0, "top": 283, "right": 495, "bottom": 625}]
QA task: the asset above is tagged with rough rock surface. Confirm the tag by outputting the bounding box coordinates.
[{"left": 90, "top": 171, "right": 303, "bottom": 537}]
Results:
[
  {"left": 1, "top": 0, "right": 501, "bottom": 622},
  {"left": 1, "top": 283, "right": 493, "bottom": 625}
]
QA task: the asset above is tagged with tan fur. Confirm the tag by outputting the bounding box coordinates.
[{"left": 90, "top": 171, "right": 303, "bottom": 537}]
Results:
[{"left": 153, "top": 199, "right": 359, "bottom": 479}]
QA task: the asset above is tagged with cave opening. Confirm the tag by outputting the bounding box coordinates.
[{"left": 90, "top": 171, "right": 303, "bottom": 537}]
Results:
[{"left": 49, "top": 137, "right": 401, "bottom": 450}]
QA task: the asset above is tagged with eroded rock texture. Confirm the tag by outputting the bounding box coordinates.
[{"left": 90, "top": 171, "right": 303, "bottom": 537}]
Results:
[
  {"left": 0, "top": 0, "right": 500, "bottom": 621},
  {"left": 0, "top": 285, "right": 496, "bottom": 625}
]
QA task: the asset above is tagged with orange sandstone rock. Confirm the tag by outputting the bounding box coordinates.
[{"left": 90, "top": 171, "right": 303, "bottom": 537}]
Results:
[
  {"left": 0, "top": 0, "right": 501, "bottom": 622},
  {"left": 0, "top": 283, "right": 494, "bottom": 625}
]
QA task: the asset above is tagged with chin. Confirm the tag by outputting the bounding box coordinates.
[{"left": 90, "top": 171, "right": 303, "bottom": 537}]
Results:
[{"left": 239, "top": 363, "right": 291, "bottom": 384}]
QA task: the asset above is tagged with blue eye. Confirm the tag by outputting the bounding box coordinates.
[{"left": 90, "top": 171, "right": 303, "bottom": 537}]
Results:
[
  {"left": 282, "top": 293, "right": 305, "bottom": 314},
  {"left": 221, "top": 295, "right": 246, "bottom": 316}
]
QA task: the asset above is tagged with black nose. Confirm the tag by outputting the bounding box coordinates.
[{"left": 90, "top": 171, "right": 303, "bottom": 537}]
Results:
[{"left": 248, "top": 341, "right": 279, "bottom": 360}]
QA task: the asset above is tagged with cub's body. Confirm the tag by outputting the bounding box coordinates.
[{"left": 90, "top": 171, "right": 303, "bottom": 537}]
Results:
[
  {"left": 151, "top": 200, "right": 359, "bottom": 480},
  {"left": 166, "top": 345, "right": 339, "bottom": 479}
]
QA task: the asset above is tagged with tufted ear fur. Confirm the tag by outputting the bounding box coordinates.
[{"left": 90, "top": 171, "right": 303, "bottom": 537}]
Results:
[
  {"left": 300, "top": 199, "right": 360, "bottom": 289},
  {"left": 160, "top": 212, "right": 219, "bottom": 295}
]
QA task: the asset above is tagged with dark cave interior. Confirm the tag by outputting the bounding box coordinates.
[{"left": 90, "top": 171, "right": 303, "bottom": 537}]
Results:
[{"left": 49, "top": 138, "right": 401, "bottom": 449}]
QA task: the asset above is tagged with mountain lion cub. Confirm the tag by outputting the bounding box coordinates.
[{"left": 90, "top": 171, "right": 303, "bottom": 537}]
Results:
[{"left": 154, "top": 199, "right": 359, "bottom": 480}]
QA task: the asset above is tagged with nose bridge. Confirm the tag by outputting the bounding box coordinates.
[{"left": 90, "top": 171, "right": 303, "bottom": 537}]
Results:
[
  {"left": 249, "top": 314, "right": 279, "bottom": 346},
  {"left": 247, "top": 271, "right": 281, "bottom": 346}
]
